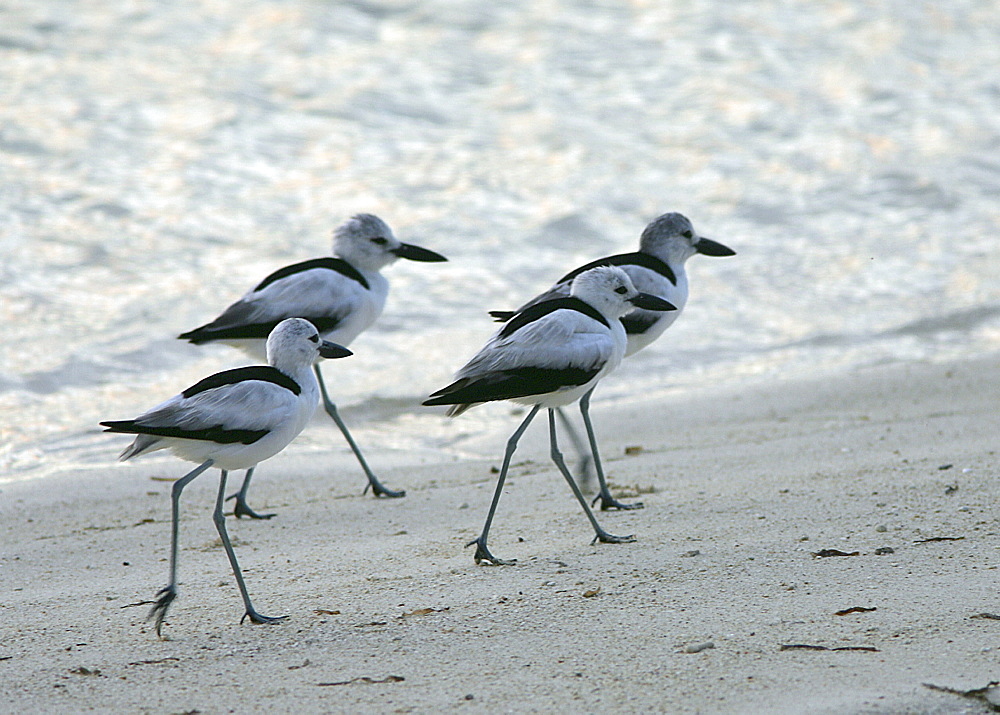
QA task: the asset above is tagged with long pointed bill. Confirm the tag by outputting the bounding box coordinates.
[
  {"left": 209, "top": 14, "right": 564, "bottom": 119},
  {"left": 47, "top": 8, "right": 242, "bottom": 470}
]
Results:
[
  {"left": 392, "top": 243, "right": 448, "bottom": 262},
  {"left": 629, "top": 293, "right": 676, "bottom": 311},
  {"left": 319, "top": 341, "right": 353, "bottom": 359},
  {"left": 695, "top": 237, "right": 736, "bottom": 256}
]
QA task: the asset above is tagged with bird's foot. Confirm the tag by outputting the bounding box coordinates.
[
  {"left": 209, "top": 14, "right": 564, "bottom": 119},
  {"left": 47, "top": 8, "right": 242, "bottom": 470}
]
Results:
[
  {"left": 592, "top": 491, "right": 644, "bottom": 511},
  {"left": 363, "top": 478, "right": 406, "bottom": 499},
  {"left": 240, "top": 609, "right": 288, "bottom": 625},
  {"left": 591, "top": 531, "right": 636, "bottom": 545},
  {"left": 466, "top": 537, "right": 516, "bottom": 566},
  {"left": 230, "top": 496, "right": 275, "bottom": 520},
  {"left": 147, "top": 585, "right": 177, "bottom": 638}
]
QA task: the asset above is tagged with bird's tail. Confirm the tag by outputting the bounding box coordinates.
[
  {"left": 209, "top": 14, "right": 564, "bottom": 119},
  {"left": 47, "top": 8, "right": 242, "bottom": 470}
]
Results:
[
  {"left": 177, "top": 326, "right": 212, "bottom": 344},
  {"left": 118, "top": 435, "right": 161, "bottom": 462},
  {"left": 488, "top": 310, "right": 515, "bottom": 322},
  {"left": 101, "top": 421, "right": 161, "bottom": 462},
  {"left": 424, "top": 377, "right": 483, "bottom": 418}
]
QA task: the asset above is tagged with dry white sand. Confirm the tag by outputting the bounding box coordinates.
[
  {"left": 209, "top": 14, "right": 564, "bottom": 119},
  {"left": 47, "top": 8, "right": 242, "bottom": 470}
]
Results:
[{"left": 2, "top": 354, "right": 999, "bottom": 713}]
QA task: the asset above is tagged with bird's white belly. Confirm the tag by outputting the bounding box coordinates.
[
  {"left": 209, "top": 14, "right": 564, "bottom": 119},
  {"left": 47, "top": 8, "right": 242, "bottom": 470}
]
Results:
[
  {"left": 163, "top": 427, "right": 295, "bottom": 471},
  {"left": 624, "top": 309, "right": 680, "bottom": 356},
  {"left": 511, "top": 378, "right": 600, "bottom": 409},
  {"left": 165, "top": 386, "right": 318, "bottom": 471},
  {"left": 324, "top": 294, "right": 382, "bottom": 346},
  {"left": 622, "top": 269, "right": 689, "bottom": 357}
]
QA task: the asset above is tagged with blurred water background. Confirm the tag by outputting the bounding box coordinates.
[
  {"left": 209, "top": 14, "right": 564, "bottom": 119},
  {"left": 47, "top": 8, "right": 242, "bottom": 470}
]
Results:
[{"left": 2, "top": 0, "right": 998, "bottom": 483}]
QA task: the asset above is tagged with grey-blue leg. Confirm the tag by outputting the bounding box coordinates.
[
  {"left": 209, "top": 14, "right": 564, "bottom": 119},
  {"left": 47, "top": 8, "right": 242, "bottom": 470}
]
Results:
[
  {"left": 548, "top": 409, "right": 635, "bottom": 545},
  {"left": 226, "top": 467, "right": 276, "bottom": 520},
  {"left": 212, "top": 470, "right": 286, "bottom": 626},
  {"left": 315, "top": 364, "right": 405, "bottom": 499},
  {"left": 468, "top": 405, "right": 541, "bottom": 565},
  {"left": 580, "top": 388, "right": 643, "bottom": 511},
  {"left": 148, "top": 458, "right": 214, "bottom": 638},
  {"left": 555, "top": 407, "right": 594, "bottom": 489}
]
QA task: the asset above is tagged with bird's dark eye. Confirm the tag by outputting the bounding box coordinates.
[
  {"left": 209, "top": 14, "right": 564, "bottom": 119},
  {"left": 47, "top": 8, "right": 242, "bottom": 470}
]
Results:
[
  {"left": 309, "top": 334, "right": 320, "bottom": 343},
  {"left": 615, "top": 286, "right": 628, "bottom": 294},
  {"left": 682, "top": 230, "right": 693, "bottom": 239},
  {"left": 371, "top": 237, "right": 388, "bottom": 245}
]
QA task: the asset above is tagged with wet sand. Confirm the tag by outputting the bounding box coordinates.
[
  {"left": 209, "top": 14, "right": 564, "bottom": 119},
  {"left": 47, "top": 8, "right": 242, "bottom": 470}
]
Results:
[{"left": 3, "top": 353, "right": 998, "bottom": 713}]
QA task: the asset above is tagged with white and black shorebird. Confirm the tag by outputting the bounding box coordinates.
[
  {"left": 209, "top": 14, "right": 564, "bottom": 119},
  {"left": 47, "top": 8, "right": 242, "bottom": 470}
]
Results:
[
  {"left": 179, "top": 214, "right": 447, "bottom": 518},
  {"left": 489, "top": 212, "right": 735, "bottom": 510},
  {"left": 423, "top": 266, "right": 676, "bottom": 566},
  {"left": 102, "top": 318, "right": 352, "bottom": 636}
]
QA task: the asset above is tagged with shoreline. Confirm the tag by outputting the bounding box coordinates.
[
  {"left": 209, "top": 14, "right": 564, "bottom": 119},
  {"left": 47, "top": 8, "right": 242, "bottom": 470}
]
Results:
[{"left": 2, "top": 352, "right": 999, "bottom": 713}]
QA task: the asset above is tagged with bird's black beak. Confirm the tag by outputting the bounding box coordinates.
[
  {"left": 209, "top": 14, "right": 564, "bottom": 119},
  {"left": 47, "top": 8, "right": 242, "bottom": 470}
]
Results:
[
  {"left": 630, "top": 293, "right": 677, "bottom": 311},
  {"left": 319, "top": 341, "right": 353, "bottom": 359},
  {"left": 695, "top": 237, "right": 736, "bottom": 257},
  {"left": 391, "top": 243, "right": 448, "bottom": 262}
]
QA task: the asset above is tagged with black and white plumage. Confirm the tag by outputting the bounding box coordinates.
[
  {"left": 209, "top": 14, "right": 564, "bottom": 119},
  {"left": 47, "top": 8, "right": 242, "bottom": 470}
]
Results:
[
  {"left": 424, "top": 266, "right": 676, "bottom": 566},
  {"left": 491, "top": 212, "right": 735, "bottom": 355},
  {"left": 102, "top": 318, "right": 352, "bottom": 637},
  {"left": 488, "top": 212, "right": 735, "bottom": 509},
  {"left": 179, "top": 213, "right": 447, "bottom": 515}
]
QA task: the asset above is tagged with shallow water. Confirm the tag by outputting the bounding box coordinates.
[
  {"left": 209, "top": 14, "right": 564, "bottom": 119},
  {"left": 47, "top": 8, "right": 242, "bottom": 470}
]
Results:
[{"left": 2, "top": 0, "right": 998, "bottom": 482}]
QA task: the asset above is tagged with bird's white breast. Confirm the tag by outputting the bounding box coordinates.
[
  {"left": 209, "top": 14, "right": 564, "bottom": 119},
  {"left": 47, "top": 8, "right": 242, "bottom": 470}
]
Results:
[{"left": 622, "top": 264, "right": 689, "bottom": 356}]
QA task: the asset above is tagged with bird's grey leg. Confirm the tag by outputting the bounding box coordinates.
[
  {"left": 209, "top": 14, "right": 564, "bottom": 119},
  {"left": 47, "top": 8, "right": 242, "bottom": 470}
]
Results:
[
  {"left": 315, "top": 364, "right": 405, "bottom": 499},
  {"left": 580, "top": 388, "right": 643, "bottom": 511},
  {"left": 555, "top": 407, "right": 594, "bottom": 489},
  {"left": 224, "top": 467, "right": 275, "bottom": 520},
  {"left": 468, "top": 405, "right": 541, "bottom": 566},
  {"left": 548, "top": 410, "right": 635, "bottom": 545},
  {"left": 212, "top": 470, "right": 286, "bottom": 626},
  {"left": 148, "top": 458, "right": 214, "bottom": 638}
]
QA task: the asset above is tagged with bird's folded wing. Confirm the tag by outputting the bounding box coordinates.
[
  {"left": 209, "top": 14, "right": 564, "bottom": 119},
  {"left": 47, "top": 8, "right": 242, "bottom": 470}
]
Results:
[
  {"left": 463, "top": 311, "right": 613, "bottom": 376},
  {"left": 119, "top": 380, "right": 298, "bottom": 440},
  {"left": 180, "top": 270, "right": 359, "bottom": 341},
  {"left": 424, "top": 364, "right": 602, "bottom": 406}
]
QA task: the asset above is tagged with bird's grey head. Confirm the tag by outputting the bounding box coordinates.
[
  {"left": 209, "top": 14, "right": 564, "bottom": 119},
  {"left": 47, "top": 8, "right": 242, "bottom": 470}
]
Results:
[
  {"left": 266, "top": 318, "right": 352, "bottom": 371},
  {"left": 639, "top": 212, "right": 735, "bottom": 262},
  {"left": 331, "top": 214, "right": 400, "bottom": 270},
  {"left": 332, "top": 213, "right": 448, "bottom": 270},
  {"left": 570, "top": 266, "right": 676, "bottom": 319}
]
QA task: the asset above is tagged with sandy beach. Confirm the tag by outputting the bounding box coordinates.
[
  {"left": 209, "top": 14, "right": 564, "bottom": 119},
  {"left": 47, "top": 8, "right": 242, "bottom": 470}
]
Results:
[
  {"left": 2, "top": 352, "right": 998, "bottom": 713},
  {"left": 3, "top": 0, "right": 999, "bottom": 711}
]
